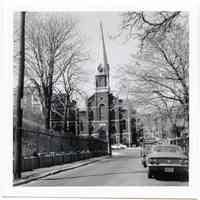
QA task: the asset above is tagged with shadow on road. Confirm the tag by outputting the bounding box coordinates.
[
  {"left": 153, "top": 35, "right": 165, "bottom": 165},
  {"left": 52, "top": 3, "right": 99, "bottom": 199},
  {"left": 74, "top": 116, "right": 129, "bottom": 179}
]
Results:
[{"left": 41, "top": 170, "right": 147, "bottom": 181}]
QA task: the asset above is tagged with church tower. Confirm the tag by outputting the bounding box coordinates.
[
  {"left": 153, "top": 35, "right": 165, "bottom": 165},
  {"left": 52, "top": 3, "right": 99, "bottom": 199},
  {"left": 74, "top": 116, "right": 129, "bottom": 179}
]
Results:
[
  {"left": 86, "top": 23, "right": 135, "bottom": 149},
  {"left": 87, "top": 22, "right": 111, "bottom": 146},
  {"left": 94, "top": 22, "right": 111, "bottom": 149}
]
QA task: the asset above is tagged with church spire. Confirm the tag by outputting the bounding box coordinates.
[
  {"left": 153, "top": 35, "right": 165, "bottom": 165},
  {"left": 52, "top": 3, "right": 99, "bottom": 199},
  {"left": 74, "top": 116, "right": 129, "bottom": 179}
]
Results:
[
  {"left": 100, "top": 22, "right": 109, "bottom": 76},
  {"left": 96, "top": 22, "right": 110, "bottom": 92}
]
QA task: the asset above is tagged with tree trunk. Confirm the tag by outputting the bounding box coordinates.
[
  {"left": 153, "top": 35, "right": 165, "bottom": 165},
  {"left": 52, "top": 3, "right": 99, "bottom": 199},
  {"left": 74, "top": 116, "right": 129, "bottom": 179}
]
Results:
[
  {"left": 44, "top": 108, "right": 50, "bottom": 130},
  {"left": 64, "top": 93, "right": 70, "bottom": 133},
  {"left": 44, "top": 55, "right": 55, "bottom": 130}
]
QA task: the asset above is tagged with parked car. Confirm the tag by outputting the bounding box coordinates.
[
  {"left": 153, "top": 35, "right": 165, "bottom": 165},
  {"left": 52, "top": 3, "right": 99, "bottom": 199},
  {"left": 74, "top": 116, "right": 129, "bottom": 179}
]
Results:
[
  {"left": 111, "top": 144, "right": 127, "bottom": 150},
  {"left": 118, "top": 144, "right": 127, "bottom": 149},
  {"left": 146, "top": 144, "right": 188, "bottom": 179},
  {"left": 141, "top": 137, "right": 157, "bottom": 167},
  {"left": 111, "top": 144, "right": 120, "bottom": 150}
]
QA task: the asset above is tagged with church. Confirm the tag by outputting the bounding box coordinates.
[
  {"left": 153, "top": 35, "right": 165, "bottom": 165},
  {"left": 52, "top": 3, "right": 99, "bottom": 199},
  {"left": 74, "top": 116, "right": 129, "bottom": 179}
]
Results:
[
  {"left": 78, "top": 23, "right": 137, "bottom": 146},
  {"left": 50, "top": 23, "right": 137, "bottom": 146}
]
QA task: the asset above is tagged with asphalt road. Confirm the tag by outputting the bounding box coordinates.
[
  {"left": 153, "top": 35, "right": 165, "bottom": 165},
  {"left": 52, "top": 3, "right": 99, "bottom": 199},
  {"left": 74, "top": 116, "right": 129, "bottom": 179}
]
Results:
[{"left": 25, "top": 147, "right": 188, "bottom": 186}]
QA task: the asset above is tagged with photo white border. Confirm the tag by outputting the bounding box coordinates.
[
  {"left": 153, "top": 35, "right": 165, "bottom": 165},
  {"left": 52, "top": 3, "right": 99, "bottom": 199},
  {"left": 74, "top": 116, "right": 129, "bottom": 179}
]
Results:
[{"left": 1, "top": 0, "right": 200, "bottom": 199}]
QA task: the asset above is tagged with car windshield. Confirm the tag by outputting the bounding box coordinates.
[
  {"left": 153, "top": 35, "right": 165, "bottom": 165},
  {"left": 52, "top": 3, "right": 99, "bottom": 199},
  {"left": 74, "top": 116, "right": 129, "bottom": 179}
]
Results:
[{"left": 153, "top": 145, "right": 181, "bottom": 153}]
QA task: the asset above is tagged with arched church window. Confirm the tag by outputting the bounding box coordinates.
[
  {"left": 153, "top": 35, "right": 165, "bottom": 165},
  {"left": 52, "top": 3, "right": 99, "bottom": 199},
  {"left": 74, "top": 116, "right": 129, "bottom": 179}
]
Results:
[
  {"left": 99, "top": 104, "right": 105, "bottom": 120},
  {"left": 121, "top": 119, "right": 126, "bottom": 130},
  {"left": 89, "top": 110, "right": 94, "bottom": 121},
  {"left": 80, "top": 121, "right": 84, "bottom": 131},
  {"left": 110, "top": 109, "right": 115, "bottom": 120}
]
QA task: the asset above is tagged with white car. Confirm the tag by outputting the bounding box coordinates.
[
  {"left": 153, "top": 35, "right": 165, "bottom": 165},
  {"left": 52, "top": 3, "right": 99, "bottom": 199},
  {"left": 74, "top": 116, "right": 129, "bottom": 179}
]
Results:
[
  {"left": 118, "top": 144, "right": 127, "bottom": 149},
  {"left": 111, "top": 144, "right": 127, "bottom": 150},
  {"left": 111, "top": 144, "right": 120, "bottom": 150}
]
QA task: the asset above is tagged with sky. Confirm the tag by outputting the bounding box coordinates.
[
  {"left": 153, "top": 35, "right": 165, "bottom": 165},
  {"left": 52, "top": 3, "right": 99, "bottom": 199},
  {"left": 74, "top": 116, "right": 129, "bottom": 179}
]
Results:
[{"left": 68, "top": 12, "right": 138, "bottom": 100}]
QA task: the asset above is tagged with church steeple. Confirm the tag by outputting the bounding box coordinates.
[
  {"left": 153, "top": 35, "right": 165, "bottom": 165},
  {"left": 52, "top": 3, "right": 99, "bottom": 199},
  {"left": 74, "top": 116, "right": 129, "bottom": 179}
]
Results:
[
  {"left": 100, "top": 22, "right": 109, "bottom": 74},
  {"left": 96, "top": 22, "right": 110, "bottom": 92}
]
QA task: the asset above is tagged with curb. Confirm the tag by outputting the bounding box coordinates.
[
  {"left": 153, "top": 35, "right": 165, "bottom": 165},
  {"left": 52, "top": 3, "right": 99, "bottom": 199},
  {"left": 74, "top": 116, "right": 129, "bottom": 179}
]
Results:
[{"left": 14, "top": 156, "right": 108, "bottom": 186}]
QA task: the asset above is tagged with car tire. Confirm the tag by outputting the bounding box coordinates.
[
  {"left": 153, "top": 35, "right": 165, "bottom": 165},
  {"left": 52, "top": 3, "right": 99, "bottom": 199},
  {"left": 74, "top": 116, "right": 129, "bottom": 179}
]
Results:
[{"left": 148, "top": 169, "right": 153, "bottom": 178}]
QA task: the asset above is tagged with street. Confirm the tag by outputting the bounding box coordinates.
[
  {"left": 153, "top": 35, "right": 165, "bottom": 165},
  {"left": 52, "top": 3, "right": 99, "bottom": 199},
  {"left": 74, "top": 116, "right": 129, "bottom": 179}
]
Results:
[{"left": 24, "top": 147, "right": 188, "bottom": 186}]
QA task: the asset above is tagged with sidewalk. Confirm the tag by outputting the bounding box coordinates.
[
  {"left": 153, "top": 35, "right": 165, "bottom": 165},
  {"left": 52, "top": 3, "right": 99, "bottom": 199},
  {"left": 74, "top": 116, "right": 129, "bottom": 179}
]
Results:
[{"left": 14, "top": 156, "right": 108, "bottom": 186}]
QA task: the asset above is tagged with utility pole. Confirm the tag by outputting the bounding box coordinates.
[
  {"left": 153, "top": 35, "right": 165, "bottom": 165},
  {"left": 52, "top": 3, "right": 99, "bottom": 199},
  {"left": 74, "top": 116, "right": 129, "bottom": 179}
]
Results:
[
  {"left": 126, "top": 83, "right": 132, "bottom": 147},
  {"left": 108, "top": 93, "right": 112, "bottom": 156},
  {"left": 15, "top": 12, "right": 26, "bottom": 179}
]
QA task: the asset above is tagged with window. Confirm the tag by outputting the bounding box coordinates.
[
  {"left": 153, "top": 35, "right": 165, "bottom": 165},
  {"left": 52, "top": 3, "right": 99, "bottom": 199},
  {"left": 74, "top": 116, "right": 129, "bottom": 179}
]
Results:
[
  {"left": 89, "top": 110, "right": 94, "bottom": 121},
  {"left": 89, "top": 124, "right": 94, "bottom": 135},
  {"left": 111, "top": 126, "right": 116, "bottom": 133},
  {"left": 80, "top": 121, "right": 84, "bottom": 131},
  {"left": 153, "top": 145, "right": 182, "bottom": 153},
  {"left": 96, "top": 76, "right": 107, "bottom": 87},
  {"left": 99, "top": 104, "right": 105, "bottom": 120},
  {"left": 121, "top": 119, "right": 126, "bottom": 130},
  {"left": 110, "top": 109, "right": 115, "bottom": 120}
]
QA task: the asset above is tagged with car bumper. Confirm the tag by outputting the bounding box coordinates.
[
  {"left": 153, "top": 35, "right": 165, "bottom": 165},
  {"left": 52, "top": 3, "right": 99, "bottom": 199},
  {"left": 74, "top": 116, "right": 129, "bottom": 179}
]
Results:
[{"left": 148, "top": 165, "right": 188, "bottom": 175}]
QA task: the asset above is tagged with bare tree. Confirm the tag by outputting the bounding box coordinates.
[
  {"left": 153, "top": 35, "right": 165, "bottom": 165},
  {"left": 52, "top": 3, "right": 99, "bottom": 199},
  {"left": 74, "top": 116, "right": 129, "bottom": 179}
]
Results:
[
  {"left": 23, "top": 13, "right": 88, "bottom": 129},
  {"left": 51, "top": 61, "right": 87, "bottom": 132},
  {"left": 121, "top": 11, "right": 181, "bottom": 46},
  {"left": 119, "top": 11, "right": 189, "bottom": 132}
]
